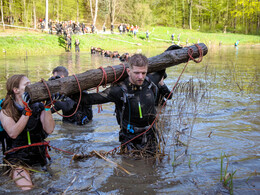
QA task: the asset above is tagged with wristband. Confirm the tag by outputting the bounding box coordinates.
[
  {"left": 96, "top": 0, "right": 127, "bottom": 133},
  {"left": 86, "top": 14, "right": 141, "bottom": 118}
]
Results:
[
  {"left": 45, "top": 108, "right": 51, "bottom": 111},
  {"left": 22, "top": 109, "right": 32, "bottom": 116},
  {"left": 44, "top": 105, "right": 51, "bottom": 109}
]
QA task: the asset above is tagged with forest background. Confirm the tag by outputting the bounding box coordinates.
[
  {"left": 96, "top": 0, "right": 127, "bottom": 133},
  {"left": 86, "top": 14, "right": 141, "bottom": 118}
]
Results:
[
  {"left": 0, "top": 0, "right": 259, "bottom": 56},
  {"left": 0, "top": 0, "right": 259, "bottom": 35}
]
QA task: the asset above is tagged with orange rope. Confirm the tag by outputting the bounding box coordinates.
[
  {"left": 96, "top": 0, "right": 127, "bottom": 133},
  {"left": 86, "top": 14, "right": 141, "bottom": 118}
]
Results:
[
  {"left": 108, "top": 65, "right": 117, "bottom": 82},
  {"left": 4, "top": 141, "right": 75, "bottom": 156},
  {"left": 41, "top": 74, "right": 82, "bottom": 118},
  {"left": 96, "top": 67, "right": 108, "bottom": 113},
  {"left": 97, "top": 66, "right": 108, "bottom": 88},
  {"left": 4, "top": 141, "right": 50, "bottom": 155},
  {"left": 108, "top": 63, "right": 126, "bottom": 84},
  {"left": 96, "top": 64, "right": 126, "bottom": 112}
]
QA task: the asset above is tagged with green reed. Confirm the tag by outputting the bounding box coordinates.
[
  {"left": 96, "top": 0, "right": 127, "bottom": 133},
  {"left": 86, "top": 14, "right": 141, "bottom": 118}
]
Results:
[
  {"left": 163, "top": 66, "right": 211, "bottom": 167},
  {"left": 220, "top": 152, "right": 237, "bottom": 195}
]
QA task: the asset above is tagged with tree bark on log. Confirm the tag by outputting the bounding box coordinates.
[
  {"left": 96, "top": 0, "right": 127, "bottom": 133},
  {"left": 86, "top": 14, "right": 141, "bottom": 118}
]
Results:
[{"left": 26, "top": 43, "right": 208, "bottom": 103}]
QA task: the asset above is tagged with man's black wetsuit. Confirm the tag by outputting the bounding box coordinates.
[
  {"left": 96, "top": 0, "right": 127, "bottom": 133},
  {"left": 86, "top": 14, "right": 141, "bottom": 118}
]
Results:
[
  {"left": 75, "top": 70, "right": 165, "bottom": 154},
  {"left": 51, "top": 96, "right": 93, "bottom": 125},
  {"left": 156, "top": 82, "right": 173, "bottom": 106},
  {"left": 149, "top": 72, "right": 173, "bottom": 106}
]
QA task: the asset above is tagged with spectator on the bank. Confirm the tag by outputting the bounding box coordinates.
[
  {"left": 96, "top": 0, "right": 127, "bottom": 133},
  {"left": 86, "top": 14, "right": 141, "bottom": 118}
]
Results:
[
  {"left": 146, "top": 30, "right": 149, "bottom": 41},
  {"left": 103, "top": 23, "right": 106, "bottom": 32},
  {"left": 41, "top": 22, "right": 45, "bottom": 32},
  {"left": 126, "top": 24, "right": 130, "bottom": 33},
  {"left": 75, "top": 39, "right": 80, "bottom": 52},
  {"left": 123, "top": 24, "right": 126, "bottom": 33},
  {"left": 82, "top": 23, "right": 86, "bottom": 34},
  {"left": 133, "top": 25, "right": 138, "bottom": 38},
  {"left": 72, "top": 22, "right": 76, "bottom": 33},
  {"left": 119, "top": 24, "right": 123, "bottom": 34},
  {"left": 48, "top": 19, "right": 53, "bottom": 34},
  {"left": 130, "top": 25, "right": 134, "bottom": 33},
  {"left": 186, "top": 38, "right": 189, "bottom": 46},
  {"left": 91, "top": 24, "right": 95, "bottom": 33},
  {"left": 111, "top": 24, "right": 114, "bottom": 34},
  {"left": 171, "top": 33, "right": 175, "bottom": 42},
  {"left": 66, "top": 35, "right": 72, "bottom": 52},
  {"left": 177, "top": 33, "right": 181, "bottom": 42}
]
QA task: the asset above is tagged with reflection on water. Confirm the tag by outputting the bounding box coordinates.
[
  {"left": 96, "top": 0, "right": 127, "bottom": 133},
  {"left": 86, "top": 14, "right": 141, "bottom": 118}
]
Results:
[{"left": 0, "top": 46, "right": 259, "bottom": 194}]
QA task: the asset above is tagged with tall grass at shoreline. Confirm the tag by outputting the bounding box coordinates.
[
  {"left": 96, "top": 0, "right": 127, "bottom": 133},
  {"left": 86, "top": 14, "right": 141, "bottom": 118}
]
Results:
[{"left": 0, "top": 26, "right": 259, "bottom": 57}]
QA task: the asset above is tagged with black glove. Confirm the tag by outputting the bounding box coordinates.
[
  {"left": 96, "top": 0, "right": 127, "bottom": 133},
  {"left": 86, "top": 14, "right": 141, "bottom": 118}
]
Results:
[
  {"left": 30, "top": 102, "right": 45, "bottom": 117},
  {"left": 48, "top": 75, "right": 61, "bottom": 81},
  {"left": 165, "top": 45, "right": 182, "bottom": 52},
  {"left": 69, "top": 93, "right": 80, "bottom": 102},
  {"left": 44, "top": 92, "right": 65, "bottom": 109},
  {"left": 21, "top": 92, "right": 32, "bottom": 116},
  {"left": 163, "top": 72, "right": 168, "bottom": 79},
  {"left": 26, "top": 102, "right": 44, "bottom": 131}
]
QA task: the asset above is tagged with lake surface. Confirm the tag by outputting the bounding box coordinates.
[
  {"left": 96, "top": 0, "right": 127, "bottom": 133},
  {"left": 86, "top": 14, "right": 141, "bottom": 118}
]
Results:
[{"left": 0, "top": 45, "right": 259, "bottom": 194}]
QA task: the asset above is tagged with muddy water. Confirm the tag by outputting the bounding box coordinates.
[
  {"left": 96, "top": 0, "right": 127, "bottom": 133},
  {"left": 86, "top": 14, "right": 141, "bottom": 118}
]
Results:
[{"left": 0, "top": 45, "right": 259, "bottom": 194}]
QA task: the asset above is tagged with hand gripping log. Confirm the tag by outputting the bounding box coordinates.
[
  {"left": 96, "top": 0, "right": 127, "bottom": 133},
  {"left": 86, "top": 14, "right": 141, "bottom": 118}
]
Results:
[{"left": 26, "top": 43, "right": 208, "bottom": 103}]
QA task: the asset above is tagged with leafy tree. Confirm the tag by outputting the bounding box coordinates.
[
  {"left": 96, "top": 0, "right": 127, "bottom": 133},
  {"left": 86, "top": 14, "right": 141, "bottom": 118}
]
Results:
[{"left": 0, "top": 0, "right": 258, "bottom": 34}]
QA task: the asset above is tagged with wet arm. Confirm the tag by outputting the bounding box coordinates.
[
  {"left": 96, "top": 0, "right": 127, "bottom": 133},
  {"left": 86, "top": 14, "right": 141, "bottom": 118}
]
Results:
[{"left": 1, "top": 110, "right": 29, "bottom": 139}]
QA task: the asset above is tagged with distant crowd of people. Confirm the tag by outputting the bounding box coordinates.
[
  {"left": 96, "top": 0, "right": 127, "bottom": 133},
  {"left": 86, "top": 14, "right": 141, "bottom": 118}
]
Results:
[
  {"left": 36, "top": 18, "right": 143, "bottom": 52},
  {"left": 39, "top": 18, "right": 95, "bottom": 36},
  {"left": 38, "top": 18, "right": 140, "bottom": 37},
  {"left": 109, "top": 23, "right": 139, "bottom": 36}
]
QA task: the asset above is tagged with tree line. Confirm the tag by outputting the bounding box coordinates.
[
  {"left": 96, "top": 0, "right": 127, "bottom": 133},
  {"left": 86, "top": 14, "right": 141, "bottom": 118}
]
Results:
[{"left": 0, "top": 0, "right": 259, "bottom": 35}]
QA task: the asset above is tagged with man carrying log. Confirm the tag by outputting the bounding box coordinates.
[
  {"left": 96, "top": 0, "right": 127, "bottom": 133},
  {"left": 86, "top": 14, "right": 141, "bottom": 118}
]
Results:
[
  {"left": 50, "top": 66, "right": 93, "bottom": 125},
  {"left": 72, "top": 54, "right": 165, "bottom": 156}
]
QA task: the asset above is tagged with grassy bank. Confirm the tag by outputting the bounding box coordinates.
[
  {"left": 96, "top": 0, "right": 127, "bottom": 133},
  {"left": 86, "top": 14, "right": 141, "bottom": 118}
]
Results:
[
  {"left": 151, "top": 27, "right": 260, "bottom": 45},
  {"left": 0, "top": 26, "right": 259, "bottom": 57}
]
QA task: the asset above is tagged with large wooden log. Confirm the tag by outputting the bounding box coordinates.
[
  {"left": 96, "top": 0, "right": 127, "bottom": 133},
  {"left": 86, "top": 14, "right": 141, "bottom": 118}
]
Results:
[{"left": 26, "top": 43, "right": 208, "bottom": 102}]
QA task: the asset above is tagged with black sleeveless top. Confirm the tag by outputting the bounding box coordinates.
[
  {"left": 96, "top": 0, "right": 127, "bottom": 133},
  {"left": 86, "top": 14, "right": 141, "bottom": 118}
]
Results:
[{"left": 4, "top": 102, "right": 48, "bottom": 166}]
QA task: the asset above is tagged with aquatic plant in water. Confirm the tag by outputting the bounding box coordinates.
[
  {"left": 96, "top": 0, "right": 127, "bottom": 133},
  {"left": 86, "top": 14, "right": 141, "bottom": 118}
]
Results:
[{"left": 220, "top": 152, "right": 237, "bottom": 195}]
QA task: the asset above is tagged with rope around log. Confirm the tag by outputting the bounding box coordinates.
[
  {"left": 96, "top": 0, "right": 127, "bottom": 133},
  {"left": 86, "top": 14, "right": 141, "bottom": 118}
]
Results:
[
  {"left": 108, "top": 63, "right": 127, "bottom": 84},
  {"left": 41, "top": 74, "right": 82, "bottom": 118},
  {"left": 96, "top": 63, "right": 127, "bottom": 113}
]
